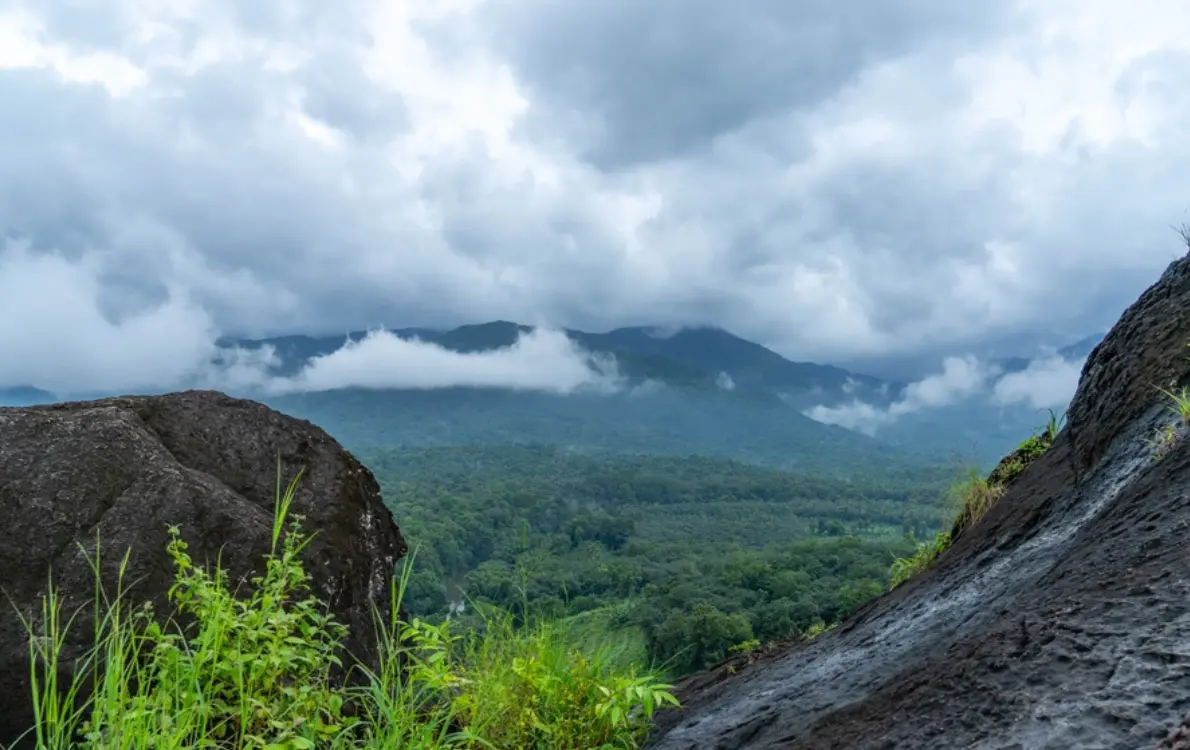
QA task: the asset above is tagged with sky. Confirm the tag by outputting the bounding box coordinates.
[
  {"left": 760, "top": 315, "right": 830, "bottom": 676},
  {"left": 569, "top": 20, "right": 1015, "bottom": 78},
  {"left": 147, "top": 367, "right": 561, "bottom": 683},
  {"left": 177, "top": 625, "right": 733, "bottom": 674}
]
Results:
[{"left": 1, "top": 0, "right": 1189, "bottom": 399}]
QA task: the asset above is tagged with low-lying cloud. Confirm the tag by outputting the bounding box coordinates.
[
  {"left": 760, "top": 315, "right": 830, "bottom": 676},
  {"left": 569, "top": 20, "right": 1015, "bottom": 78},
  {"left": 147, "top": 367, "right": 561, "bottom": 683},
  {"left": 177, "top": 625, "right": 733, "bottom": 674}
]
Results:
[
  {"left": 263, "top": 328, "right": 621, "bottom": 395},
  {"left": 805, "top": 352, "right": 1085, "bottom": 436},
  {"left": 805, "top": 355, "right": 994, "bottom": 435},
  {"left": 0, "top": 241, "right": 222, "bottom": 395},
  {"left": 992, "top": 355, "right": 1087, "bottom": 411},
  {"left": 0, "top": 237, "right": 620, "bottom": 397}
]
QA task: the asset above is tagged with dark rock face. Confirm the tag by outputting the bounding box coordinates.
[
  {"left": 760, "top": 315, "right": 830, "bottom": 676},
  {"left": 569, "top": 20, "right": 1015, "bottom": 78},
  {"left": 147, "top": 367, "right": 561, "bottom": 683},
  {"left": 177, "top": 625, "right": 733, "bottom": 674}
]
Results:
[
  {"left": 0, "top": 391, "right": 407, "bottom": 747},
  {"left": 648, "top": 255, "right": 1190, "bottom": 749}
]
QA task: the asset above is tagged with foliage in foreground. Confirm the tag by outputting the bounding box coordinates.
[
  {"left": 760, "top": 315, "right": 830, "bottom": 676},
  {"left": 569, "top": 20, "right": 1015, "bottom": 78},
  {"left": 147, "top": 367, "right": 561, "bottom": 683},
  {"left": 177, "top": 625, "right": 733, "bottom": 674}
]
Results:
[{"left": 12, "top": 469, "right": 676, "bottom": 750}]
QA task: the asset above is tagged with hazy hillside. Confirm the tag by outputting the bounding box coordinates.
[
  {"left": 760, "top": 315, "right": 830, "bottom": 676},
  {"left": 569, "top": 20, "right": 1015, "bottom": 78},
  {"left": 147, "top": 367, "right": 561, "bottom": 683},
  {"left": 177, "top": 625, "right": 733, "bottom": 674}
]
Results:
[
  {"left": 231, "top": 321, "right": 898, "bottom": 405},
  {"left": 4, "top": 322, "right": 1100, "bottom": 470},
  {"left": 0, "top": 386, "right": 56, "bottom": 407},
  {"left": 262, "top": 383, "right": 930, "bottom": 476},
  {"left": 235, "top": 322, "right": 1099, "bottom": 468}
]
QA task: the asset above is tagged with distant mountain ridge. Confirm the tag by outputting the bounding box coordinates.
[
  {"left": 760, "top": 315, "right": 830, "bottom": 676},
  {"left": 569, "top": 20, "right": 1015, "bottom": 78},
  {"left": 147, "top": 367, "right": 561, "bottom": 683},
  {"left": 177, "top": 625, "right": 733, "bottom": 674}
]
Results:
[
  {"left": 220, "top": 321, "right": 1104, "bottom": 468},
  {"left": 6, "top": 322, "right": 1106, "bottom": 470},
  {"left": 218, "top": 322, "right": 931, "bottom": 472},
  {"left": 229, "top": 320, "right": 899, "bottom": 407}
]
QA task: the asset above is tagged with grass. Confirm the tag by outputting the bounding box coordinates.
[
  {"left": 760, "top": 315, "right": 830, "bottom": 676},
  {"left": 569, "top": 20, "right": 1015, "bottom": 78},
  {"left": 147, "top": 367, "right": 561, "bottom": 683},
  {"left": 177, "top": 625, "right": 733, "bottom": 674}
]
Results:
[
  {"left": 1157, "top": 385, "right": 1190, "bottom": 424},
  {"left": 1148, "top": 423, "right": 1179, "bottom": 461},
  {"left": 1150, "top": 383, "right": 1190, "bottom": 462},
  {"left": 1146, "top": 341, "right": 1190, "bottom": 462},
  {"left": 948, "top": 470, "right": 1006, "bottom": 536},
  {"left": 557, "top": 604, "right": 652, "bottom": 676},
  {"left": 888, "top": 531, "right": 951, "bottom": 589},
  {"left": 887, "top": 412, "right": 1062, "bottom": 589},
  {"left": 8, "top": 466, "right": 677, "bottom": 750}
]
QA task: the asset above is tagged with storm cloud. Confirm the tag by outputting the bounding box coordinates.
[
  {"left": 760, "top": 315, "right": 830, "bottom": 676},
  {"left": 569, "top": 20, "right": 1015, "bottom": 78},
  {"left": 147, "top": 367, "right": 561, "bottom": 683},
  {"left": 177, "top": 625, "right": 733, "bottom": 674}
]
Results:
[{"left": 1, "top": 0, "right": 1189, "bottom": 393}]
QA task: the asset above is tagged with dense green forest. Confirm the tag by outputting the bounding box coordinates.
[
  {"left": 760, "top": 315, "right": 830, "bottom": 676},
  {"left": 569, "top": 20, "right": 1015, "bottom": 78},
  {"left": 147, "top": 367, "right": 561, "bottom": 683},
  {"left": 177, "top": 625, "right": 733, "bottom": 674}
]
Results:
[{"left": 360, "top": 444, "right": 958, "bottom": 676}]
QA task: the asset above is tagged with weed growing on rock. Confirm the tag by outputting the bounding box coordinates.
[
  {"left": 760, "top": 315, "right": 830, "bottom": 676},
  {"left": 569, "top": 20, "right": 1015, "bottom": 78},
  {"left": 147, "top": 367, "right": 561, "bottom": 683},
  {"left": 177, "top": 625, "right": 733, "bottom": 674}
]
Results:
[
  {"left": 886, "top": 412, "right": 1062, "bottom": 590},
  {"left": 13, "top": 468, "right": 677, "bottom": 750},
  {"left": 1149, "top": 423, "right": 1180, "bottom": 462},
  {"left": 1158, "top": 385, "right": 1190, "bottom": 424},
  {"left": 948, "top": 471, "right": 1005, "bottom": 537},
  {"left": 800, "top": 620, "right": 837, "bottom": 642},
  {"left": 888, "top": 532, "right": 951, "bottom": 589},
  {"left": 1145, "top": 342, "right": 1190, "bottom": 462}
]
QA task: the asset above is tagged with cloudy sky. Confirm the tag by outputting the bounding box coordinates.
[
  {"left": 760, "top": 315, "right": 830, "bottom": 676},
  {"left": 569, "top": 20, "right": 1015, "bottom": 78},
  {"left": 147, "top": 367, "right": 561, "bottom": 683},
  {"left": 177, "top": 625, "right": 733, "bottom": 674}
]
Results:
[{"left": 2, "top": 0, "right": 1189, "bottom": 396}]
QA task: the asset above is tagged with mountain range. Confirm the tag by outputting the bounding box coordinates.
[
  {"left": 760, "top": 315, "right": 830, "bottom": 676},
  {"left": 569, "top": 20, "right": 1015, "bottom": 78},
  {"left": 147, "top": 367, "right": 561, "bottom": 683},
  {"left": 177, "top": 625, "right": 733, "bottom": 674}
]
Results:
[
  {"left": 1, "top": 322, "right": 1104, "bottom": 470},
  {"left": 225, "top": 321, "right": 891, "bottom": 401}
]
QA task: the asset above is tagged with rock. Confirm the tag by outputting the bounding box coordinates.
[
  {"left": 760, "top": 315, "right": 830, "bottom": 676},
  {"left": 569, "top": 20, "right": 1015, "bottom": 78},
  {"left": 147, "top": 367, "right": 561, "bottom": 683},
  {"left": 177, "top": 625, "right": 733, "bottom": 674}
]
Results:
[
  {"left": 648, "top": 255, "right": 1190, "bottom": 749},
  {"left": 0, "top": 390, "right": 407, "bottom": 747},
  {"left": 1066, "top": 256, "right": 1190, "bottom": 473}
]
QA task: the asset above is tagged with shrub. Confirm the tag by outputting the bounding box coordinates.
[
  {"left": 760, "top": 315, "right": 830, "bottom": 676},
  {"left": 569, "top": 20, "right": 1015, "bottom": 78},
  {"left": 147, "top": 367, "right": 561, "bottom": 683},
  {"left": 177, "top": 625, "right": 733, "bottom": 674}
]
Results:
[{"left": 13, "top": 466, "right": 677, "bottom": 750}]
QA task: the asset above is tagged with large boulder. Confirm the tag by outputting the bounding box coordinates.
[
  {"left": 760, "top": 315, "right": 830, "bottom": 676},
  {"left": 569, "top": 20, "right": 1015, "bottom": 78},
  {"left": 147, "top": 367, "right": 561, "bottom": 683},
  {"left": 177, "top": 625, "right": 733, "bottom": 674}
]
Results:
[
  {"left": 649, "top": 255, "right": 1190, "bottom": 749},
  {"left": 0, "top": 390, "right": 407, "bottom": 746}
]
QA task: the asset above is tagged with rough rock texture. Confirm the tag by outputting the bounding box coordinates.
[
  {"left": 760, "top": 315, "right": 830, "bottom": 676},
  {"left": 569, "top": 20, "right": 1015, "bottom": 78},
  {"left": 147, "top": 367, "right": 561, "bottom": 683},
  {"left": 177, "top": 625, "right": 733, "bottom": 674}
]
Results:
[
  {"left": 648, "top": 255, "right": 1190, "bottom": 749},
  {"left": 0, "top": 391, "right": 407, "bottom": 747}
]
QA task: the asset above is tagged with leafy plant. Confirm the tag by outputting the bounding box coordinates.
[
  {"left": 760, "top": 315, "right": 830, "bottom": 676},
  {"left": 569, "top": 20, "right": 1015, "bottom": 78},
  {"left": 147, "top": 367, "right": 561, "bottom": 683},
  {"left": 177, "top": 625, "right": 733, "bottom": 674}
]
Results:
[
  {"left": 1002, "top": 409, "right": 1063, "bottom": 482},
  {"left": 15, "top": 465, "right": 677, "bottom": 750},
  {"left": 727, "top": 639, "right": 760, "bottom": 656},
  {"left": 801, "top": 620, "right": 837, "bottom": 642}
]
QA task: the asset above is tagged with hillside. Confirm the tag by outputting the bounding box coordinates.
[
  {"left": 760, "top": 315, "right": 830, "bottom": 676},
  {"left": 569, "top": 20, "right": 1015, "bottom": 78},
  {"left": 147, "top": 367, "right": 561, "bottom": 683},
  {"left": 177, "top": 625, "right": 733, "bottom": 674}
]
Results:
[
  {"left": 645, "top": 255, "right": 1190, "bottom": 747},
  {"left": 261, "top": 384, "right": 932, "bottom": 476}
]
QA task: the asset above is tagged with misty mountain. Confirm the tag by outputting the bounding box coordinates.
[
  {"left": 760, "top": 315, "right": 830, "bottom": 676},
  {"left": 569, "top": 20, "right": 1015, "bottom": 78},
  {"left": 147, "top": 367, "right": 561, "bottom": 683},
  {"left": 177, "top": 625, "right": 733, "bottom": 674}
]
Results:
[
  {"left": 220, "top": 322, "right": 930, "bottom": 472},
  {"left": 226, "top": 322, "right": 1102, "bottom": 468},
  {"left": 231, "top": 321, "right": 899, "bottom": 407},
  {"left": 6, "top": 322, "right": 1101, "bottom": 470},
  {"left": 262, "top": 385, "right": 928, "bottom": 476}
]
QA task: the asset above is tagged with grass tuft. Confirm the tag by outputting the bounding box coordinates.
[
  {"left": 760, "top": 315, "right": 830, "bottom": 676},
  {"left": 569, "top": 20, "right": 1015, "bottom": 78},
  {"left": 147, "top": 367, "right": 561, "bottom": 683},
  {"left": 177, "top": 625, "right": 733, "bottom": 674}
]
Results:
[
  {"left": 885, "top": 411, "right": 1060, "bottom": 590},
  {"left": 888, "top": 531, "right": 951, "bottom": 589},
  {"left": 948, "top": 470, "right": 1006, "bottom": 539},
  {"left": 1158, "top": 385, "right": 1190, "bottom": 424}
]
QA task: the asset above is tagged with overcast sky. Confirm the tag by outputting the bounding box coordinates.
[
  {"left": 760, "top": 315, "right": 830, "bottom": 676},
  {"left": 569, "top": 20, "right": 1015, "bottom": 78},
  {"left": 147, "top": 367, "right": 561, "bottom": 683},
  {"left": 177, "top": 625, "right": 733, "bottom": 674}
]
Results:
[{"left": 2, "top": 0, "right": 1189, "bottom": 394}]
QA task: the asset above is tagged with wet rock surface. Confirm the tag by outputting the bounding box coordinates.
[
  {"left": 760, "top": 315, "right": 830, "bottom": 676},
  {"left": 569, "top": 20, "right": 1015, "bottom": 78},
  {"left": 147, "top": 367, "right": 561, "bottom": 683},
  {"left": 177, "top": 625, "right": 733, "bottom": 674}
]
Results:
[
  {"left": 648, "top": 256, "right": 1190, "bottom": 749},
  {"left": 0, "top": 391, "right": 407, "bottom": 747}
]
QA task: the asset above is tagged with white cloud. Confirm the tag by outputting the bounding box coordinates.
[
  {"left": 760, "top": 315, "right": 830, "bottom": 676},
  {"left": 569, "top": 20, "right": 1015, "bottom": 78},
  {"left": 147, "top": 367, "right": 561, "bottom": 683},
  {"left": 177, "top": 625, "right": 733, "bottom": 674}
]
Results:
[
  {"left": 1, "top": 0, "right": 1189, "bottom": 393},
  {"left": 266, "top": 328, "right": 620, "bottom": 394},
  {"left": 0, "top": 234, "right": 617, "bottom": 397},
  {"left": 805, "top": 351, "right": 1089, "bottom": 434},
  {"left": 802, "top": 400, "right": 892, "bottom": 437},
  {"left": 805, "top": 356, "right": 996, "bottom": 435},
  {"left": 715, "top": 372, "right": 735, "bottom": 391},
  {"left": 0, "top": 241, "right": 219, "bottom": 395},
  {"left": 890, "top": 356, "right": 993, "bottom": 415},
  {"left": 993, "top": 355, "right": 1086, "bottom": 410}
]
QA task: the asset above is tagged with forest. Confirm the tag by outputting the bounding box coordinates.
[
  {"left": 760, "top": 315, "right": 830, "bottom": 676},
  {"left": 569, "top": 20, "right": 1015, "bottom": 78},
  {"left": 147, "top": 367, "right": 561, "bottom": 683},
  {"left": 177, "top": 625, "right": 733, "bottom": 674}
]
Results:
[{"left": 359, "top": 444, "right": 960, "bottom": 676}]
